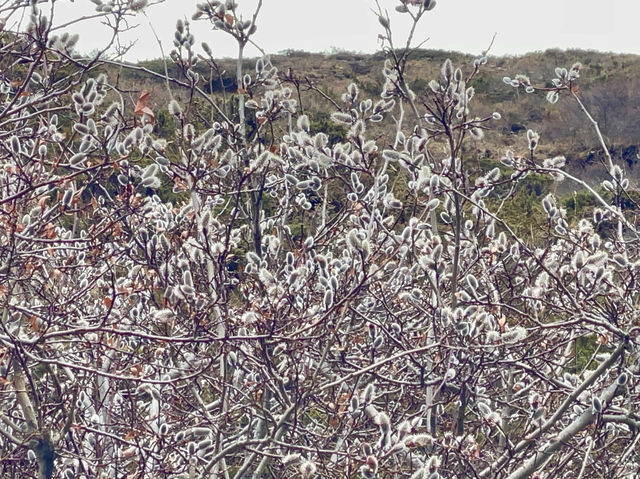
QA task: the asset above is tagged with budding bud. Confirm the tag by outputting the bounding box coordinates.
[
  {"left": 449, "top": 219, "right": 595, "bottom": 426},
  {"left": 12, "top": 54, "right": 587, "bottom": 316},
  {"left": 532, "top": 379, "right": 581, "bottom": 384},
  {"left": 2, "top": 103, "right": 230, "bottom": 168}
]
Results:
[
  {"left": 591, "top": 397, "right": 602, "bottom": 414},
  {"left": 366, "top": 455, "right": 378, "bottom": 474},
  {"left": 617, "top": 372, "right": 628, "bottom": 386},
  {"left": 378, "top": 15, "right": 390, "bottom": 28},
  {"left": 299, "top": 460, "right": 316, "bottom": 478}
]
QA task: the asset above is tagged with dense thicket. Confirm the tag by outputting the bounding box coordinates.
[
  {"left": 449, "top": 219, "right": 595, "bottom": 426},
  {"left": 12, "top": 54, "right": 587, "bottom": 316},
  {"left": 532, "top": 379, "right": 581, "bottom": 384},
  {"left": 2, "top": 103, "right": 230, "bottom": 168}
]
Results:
[{"left": 1, "top": 1, "right": 639, "bottom": 478}]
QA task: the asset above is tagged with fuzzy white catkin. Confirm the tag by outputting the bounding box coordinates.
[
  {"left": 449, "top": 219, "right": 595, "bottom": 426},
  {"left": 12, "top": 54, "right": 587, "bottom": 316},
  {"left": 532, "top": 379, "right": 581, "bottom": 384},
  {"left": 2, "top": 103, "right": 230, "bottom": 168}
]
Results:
[
  {"left": 299, "top": 460, "right": 316, "bottom": 478},
  {"left": 168, "top": 100, "right": 182, "bottom": 116}
]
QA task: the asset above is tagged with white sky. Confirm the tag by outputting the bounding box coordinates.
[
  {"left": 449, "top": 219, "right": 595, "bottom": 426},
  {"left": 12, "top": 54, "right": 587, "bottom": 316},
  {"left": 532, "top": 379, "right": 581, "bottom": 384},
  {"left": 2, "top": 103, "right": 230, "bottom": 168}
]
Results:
[{"left": 45, "top": 0, "right": 635, "bottom": 60}]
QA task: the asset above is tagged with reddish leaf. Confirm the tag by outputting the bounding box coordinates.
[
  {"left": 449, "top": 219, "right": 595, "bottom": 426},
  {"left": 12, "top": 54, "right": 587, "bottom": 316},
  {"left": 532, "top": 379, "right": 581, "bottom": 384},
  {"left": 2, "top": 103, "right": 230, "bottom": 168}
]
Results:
[
  {"left": 134, "top": 90, "right": 155, "bottom": 124},
  {"left": 29, "top": 315, "right": 40, "bottom": 333}
]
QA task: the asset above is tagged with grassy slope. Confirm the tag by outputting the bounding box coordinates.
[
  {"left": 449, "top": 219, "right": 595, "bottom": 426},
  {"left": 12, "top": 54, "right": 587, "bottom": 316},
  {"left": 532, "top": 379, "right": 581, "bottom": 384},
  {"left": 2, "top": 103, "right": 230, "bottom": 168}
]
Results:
[
  {"left": 127, "top": 48, "right": 640, "bottom": 177},
  {"left": 112, "top": 48, "right": 640, "bottom": 234}
]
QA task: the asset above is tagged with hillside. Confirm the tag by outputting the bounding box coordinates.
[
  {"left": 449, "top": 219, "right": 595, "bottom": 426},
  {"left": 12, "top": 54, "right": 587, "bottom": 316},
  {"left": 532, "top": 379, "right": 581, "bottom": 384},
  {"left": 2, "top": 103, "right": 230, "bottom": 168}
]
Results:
[{"left": 122, "top": 48, "right": 640, "bottom": 184}]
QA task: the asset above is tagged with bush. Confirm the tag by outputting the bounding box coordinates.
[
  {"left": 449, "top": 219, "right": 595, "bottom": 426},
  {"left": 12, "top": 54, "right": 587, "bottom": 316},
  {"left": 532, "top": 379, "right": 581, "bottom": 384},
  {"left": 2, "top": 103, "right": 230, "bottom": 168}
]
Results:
[{"left": 0, "top": 1, "right": 638, "bottom": 478}]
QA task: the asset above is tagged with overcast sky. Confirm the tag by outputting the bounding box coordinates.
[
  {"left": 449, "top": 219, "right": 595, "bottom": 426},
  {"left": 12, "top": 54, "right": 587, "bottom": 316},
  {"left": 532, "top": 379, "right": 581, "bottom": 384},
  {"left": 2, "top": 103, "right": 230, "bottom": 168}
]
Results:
[{"left": 48, "top": 0, "right": 634, "bottom": 60}]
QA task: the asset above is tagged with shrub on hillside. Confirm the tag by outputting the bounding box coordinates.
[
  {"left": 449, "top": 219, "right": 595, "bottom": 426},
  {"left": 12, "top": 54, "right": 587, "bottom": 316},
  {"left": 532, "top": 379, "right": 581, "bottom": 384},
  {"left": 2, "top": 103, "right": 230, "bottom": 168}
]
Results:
[{"left": 0, "top": 1, "right": 638, "bottom": 478}]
